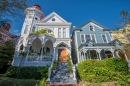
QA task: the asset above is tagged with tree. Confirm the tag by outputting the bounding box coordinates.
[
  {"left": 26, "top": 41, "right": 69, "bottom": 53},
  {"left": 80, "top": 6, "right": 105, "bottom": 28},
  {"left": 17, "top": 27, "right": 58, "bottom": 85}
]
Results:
[
  {"left": 0, "top": 40, "right": 15, "bottom": 68},
  {"left": 0, "top": 0, "right": 28, "bottom": 27}
]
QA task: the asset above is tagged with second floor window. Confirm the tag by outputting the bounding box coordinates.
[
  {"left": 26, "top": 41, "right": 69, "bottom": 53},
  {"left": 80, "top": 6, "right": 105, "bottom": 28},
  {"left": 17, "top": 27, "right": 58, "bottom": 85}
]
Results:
[
  {"left": 63, "top": 28, "right": 66, "bottom": 38},
  {"left": 102, "top": 34, "right": 107, "bottom": 43},
  {"left": 58, "top": 28, "right": 61, "bottom": 38},
  {"left": 85, "top": 34, "right": 91, "bottom": 42},
  {"left": 81, "top": 34, "right": 85, "bottom": 43},
  {"left": 24, "top": 25, "right": 29, "bottom": 34},
  {"left": 91, "top": 34, "right": 96, "bottom": 43}
]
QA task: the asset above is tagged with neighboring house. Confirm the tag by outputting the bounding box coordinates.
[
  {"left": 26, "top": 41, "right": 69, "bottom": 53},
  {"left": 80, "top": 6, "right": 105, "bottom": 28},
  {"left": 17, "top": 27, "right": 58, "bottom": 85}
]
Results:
[
  {"left": 110, "top": 24, "right": 130, "bottom": 44},
  {"left": 0, "top": 24, "right": 12, "bottom": 46},
  {"left": 12, "top": 5, "right": 71, "bottom": 66},
  {"left": 12, "top": 35, "right": 20, "bottom": 45},
  {"left": 71, "top": 20, "right": 128, "bottom": 63}
]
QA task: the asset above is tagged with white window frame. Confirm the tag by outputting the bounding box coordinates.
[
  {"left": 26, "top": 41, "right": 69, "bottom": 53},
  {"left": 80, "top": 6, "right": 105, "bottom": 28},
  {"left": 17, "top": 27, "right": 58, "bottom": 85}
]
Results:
[
  {"left": 58, "top": 28, "right": 61, "bottom": 38},
  {"left": 89, "top": 25, "right": 95, "bottom": 31},
  {"left": 101, "top": 34, "right": 108, "bottom": 43}
]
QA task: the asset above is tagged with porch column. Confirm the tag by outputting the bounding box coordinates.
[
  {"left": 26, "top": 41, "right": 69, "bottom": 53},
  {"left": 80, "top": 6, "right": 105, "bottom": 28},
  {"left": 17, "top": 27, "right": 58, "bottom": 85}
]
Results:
[
  {"left": 79, "top": 52, "right": 82, "bottom": 62},
  {"left": 97, "top": 49, "right": 101, "bottom": 60},
  {"left": 89, "top": 50, "right": 91, "bottom": 59},
  {"left": 25, "top": 44, "right": 31, "bottom": 61},
  {"left": 40, "top": 44, "right": 44, "bottom": 61},
  {"left": 83, "top": 51, "right": 86, "bottom": 60},
  {"left": 85, "top": 50, "right": 88, "bottom": 59},
  {"left": 111, "top": 48, "right": 115, "bottom": 57},
  {"left": 124, "top": 51, "right": 128, "bottom": 62},
  {"left": 53, "top": 47, "right": 55, "bottom": 60}
]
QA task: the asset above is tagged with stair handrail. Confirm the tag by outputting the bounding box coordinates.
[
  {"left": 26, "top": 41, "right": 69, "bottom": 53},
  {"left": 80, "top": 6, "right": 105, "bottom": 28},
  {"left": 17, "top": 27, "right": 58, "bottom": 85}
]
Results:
[
  {"left": 47, "top": 57, "right": 54, "bottom": 82},
  {"left": 70, "top": 55, "right": 77, "bottom": 81}
]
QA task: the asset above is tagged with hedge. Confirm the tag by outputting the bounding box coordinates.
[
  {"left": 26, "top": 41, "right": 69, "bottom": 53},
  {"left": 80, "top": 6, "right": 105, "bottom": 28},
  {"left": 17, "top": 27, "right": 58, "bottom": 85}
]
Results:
[
  {"left": 0, "top": 77, "right": 39, "bottom": 86},
  {"left": 77, "top": 58, "right": 129, "bottom": 82},
  {"left": 5, "top": 66, "right": 49, "bottom": 80}
]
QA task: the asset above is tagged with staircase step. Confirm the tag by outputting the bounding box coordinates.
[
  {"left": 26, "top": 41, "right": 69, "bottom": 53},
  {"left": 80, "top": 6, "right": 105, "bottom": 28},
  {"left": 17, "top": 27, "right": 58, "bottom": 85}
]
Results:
[
  {"left": 50, "top": 62, "right": 74, "bottom": 83},
  {"left": 48, "top": 83, "right": 75, "bottom": 86}
]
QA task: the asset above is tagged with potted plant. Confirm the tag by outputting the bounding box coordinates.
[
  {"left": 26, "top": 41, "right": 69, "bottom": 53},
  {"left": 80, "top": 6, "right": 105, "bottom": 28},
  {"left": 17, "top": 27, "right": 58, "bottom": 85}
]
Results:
[{"left": 67, "top": 55, "right": 73, "bottom": 77}]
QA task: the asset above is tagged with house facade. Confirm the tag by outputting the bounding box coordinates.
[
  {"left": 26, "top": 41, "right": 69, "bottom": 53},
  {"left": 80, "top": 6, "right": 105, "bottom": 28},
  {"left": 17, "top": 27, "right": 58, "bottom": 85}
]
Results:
[
  {"left": 71, "top": 20, "right": 128, "bottom": 63},
  {"left": 12, "top": 5, "right": 71, "bottom": 66},
  {"left": 110, "top": 24, "right": 130, "bottom": 44}
]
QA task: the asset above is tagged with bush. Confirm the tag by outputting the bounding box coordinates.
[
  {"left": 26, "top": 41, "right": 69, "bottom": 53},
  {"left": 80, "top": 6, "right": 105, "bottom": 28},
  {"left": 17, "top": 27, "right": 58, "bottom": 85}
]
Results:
[
  {"left": 104, "top": 58, "right": 128, "bottom": 72},
  {"left": 77, "top": 58, "right": 129, "bottom": 82},
  {"left": 35, "top": 78, "right": 47, "bottom": 86},
  {"left": 5, "top": 66, "right": 49, "bottom": 80},
  {"left": 4, "top": 66, "right": 17, "bottom": 77},
  {"left": 0, "top": 77, "right": 39, "bottom": 86}
]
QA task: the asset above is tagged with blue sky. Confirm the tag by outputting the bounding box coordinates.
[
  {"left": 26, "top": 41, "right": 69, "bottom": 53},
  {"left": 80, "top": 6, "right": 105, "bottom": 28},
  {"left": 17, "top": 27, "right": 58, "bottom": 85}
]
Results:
[{"left": 10, "top": 0, "right": 130, "bottom": 35}]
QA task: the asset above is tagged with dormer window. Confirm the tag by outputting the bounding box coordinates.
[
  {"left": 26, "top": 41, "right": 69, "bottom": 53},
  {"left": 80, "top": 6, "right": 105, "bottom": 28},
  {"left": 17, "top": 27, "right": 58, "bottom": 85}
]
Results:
[
  {"left": 52, "top": 18, "right": 55, "bottom": 21},
  {"left": 90, "top": 25, "right": 94, "bottom": 31}
]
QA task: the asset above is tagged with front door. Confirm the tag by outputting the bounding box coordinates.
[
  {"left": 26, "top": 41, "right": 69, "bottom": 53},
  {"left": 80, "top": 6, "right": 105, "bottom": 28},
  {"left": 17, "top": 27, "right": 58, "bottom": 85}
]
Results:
[{"left": 58, "top": 49, "right": 67, "bottom": 62}]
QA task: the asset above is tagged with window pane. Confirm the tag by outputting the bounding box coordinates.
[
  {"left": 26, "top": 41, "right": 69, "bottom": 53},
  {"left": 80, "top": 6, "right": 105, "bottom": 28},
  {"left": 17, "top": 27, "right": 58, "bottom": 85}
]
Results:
[
  {"left": 63, "top": 28, "right": 66, "bottom": 38},
  {"left": 81, "top": 35, "right": 85, "bottom": 43},
  {"left": 102, "top": 35, "right": 107, "bottom": 43},
  {"left": 85, "top": 34, "right": 91, "bottom": 42},
  {"left": 58, "top": 28, "right": 61, "bottom": 38}
]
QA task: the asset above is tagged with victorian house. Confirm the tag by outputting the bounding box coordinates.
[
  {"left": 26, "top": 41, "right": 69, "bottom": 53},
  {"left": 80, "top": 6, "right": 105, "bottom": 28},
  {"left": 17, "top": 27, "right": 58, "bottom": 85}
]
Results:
[
  {"left": 71, "top": 20, "right": 128, "bottom": 63},
  {"left": 12, "top": 5, "right": 71, "bottom": 66}
]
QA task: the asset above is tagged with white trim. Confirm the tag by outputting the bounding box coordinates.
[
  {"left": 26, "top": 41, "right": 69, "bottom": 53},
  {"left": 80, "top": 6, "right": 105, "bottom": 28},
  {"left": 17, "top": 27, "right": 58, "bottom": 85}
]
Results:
[
  {"left": 108, "top": 32, "right": 112, "bottom": 41},
  {"left": 105, "top": 34, "right": 108, "bottom": 43},
  {"left": 41, "top": 12, "right": 67, "bottom": 23},
  {"left": 94, "top": 34, "right": 97, "bottom": 43},
  {"left": 91, "top": 34, "right": 96, "bottom": 43}
]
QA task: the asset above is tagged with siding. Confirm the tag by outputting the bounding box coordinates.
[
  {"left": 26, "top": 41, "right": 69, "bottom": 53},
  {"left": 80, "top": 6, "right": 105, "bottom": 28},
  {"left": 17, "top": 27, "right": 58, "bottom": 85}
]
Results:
[{"left": 75, "top": 23, "right": 111, "bottom": 46}]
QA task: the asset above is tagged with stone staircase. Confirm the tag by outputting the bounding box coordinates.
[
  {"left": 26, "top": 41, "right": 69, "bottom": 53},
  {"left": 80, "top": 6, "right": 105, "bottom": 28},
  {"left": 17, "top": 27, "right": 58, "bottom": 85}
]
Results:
[{"left": 49, "top": 62, "right": 75, "bottom": 84}]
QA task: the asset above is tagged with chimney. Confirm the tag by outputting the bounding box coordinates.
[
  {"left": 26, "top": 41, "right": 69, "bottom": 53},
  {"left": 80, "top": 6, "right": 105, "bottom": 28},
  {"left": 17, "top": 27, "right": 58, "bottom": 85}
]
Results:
[
  {"left": 4, "top": 23, "right": 10, "bottom": 31},
  {"left": 72, "top": 26, "right": 76, "bottom": 31}
]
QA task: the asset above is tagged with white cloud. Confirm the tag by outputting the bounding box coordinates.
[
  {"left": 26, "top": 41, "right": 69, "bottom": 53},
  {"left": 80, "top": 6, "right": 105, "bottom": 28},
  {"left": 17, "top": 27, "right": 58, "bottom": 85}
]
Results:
[{"left": 14, "top": 30, "right": 19, "bottom": 33}]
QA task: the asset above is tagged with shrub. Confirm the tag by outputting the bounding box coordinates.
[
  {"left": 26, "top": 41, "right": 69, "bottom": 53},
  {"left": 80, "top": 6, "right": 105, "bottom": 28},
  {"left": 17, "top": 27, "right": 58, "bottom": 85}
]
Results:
[
  {"left": 35, "top": 78, "right": 47, "bottom": 86},
  {"left": 77, "top": 58, "right": 129, "bottom": 82},
  {"left": 4, "top": 66, "right": 17, "bottom": 78},
  {"left": 5, "top": 66, "right": 49, "bottom": 80},
  {"left": 16, "top": 66, "right": 49, "bottom": 79},
  {"left": 104, "top": 58, "right": 128, "bottom": 72},
  {"left": 0, "top": 77, "right": 39, "bottom": 86}
]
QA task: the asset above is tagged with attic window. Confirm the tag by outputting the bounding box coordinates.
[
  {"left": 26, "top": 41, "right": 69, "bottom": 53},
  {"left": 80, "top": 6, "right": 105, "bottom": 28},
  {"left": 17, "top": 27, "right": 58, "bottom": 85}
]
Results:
[
  {"left": 90, "top": 25, "right": 94, "bottom": 31},
  {"left": 35, "top": 17, "right": 38, "bottom": 20},
  {"left": 52, "top": 18, "right": 55, "bottom": 21}
]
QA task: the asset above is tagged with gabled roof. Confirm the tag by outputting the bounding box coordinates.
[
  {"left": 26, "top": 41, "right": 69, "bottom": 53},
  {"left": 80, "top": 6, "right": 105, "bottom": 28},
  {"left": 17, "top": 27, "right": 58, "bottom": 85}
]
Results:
[
  {"left": 40, "top": 12, "right": 67, "bottom": 23},
  {"left": 77, "top": 20, "right": 110, "bottom": 31}
]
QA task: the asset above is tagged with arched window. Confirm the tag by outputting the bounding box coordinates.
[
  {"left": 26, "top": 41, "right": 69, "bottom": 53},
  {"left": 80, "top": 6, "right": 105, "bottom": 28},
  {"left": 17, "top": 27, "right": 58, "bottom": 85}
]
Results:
[
  {"left": 58, "top": 44, "right": 66, "bottom": 47},
  {"left": 46, "top": 47, "right": 50, "bottom": 56}
]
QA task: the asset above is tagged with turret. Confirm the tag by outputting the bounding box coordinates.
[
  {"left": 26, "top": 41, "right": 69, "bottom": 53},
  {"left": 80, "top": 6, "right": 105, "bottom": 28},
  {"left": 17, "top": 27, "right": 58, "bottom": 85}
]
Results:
[{"left": 21, "top": 5, "right": 44, "bottom": 35}]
